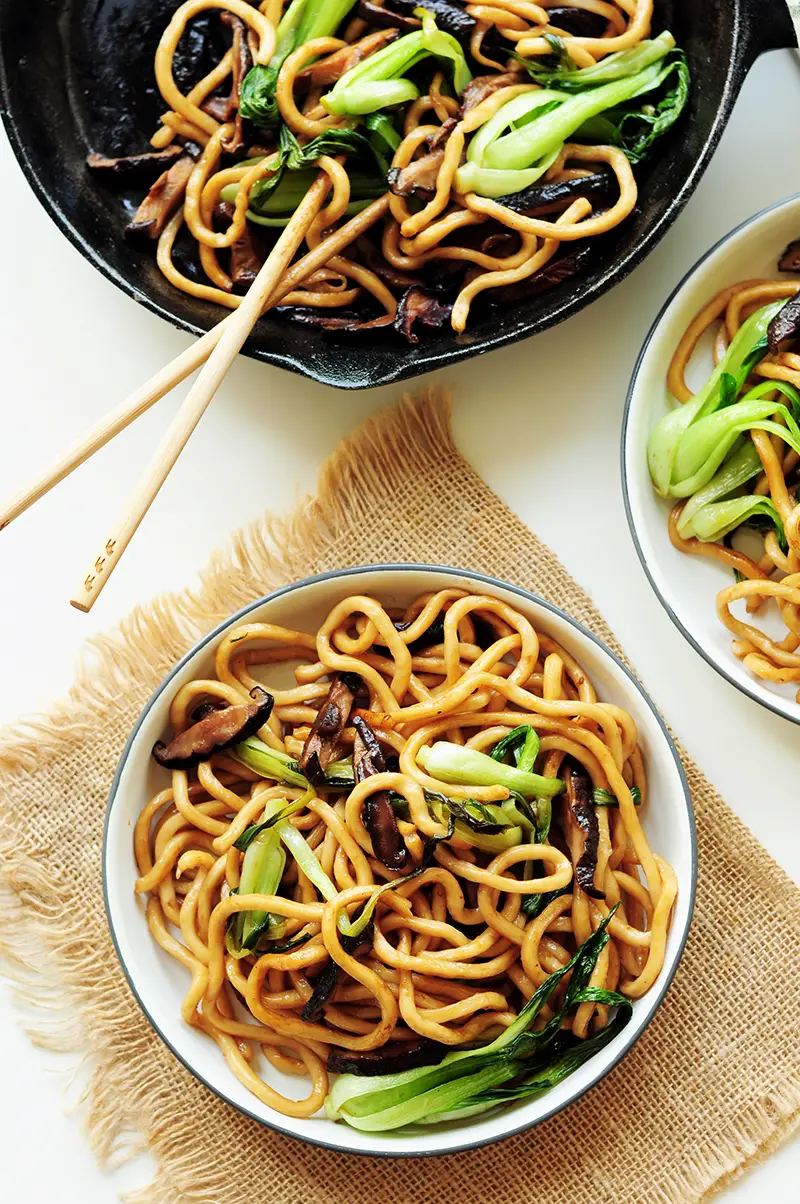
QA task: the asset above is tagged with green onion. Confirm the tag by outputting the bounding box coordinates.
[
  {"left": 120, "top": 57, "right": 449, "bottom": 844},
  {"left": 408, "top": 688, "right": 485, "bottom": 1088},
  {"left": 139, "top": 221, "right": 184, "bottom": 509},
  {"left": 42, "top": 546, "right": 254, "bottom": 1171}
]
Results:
[{"left": 592, "top": 786, "right": 642, "bottom": 807}]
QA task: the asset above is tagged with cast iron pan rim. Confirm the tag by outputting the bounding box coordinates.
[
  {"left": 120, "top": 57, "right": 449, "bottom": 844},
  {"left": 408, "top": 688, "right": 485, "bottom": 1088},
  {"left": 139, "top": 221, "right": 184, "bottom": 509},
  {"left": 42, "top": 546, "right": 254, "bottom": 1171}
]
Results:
[
  {"left": 103, "top": 562, "right": 697, "bottom": 1156},
  {"left": 0, "top": 6, "right": 750, "bottom": 389},
  {"left": 621, "top": 191, "right": 800, "bottom": 728}
]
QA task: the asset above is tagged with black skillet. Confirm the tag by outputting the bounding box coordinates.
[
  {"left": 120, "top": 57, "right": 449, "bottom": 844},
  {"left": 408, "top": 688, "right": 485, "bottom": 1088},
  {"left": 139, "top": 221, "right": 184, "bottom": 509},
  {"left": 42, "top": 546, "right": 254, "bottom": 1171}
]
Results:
[{"left": 0, "top": 0, "right": 794, "bottom": 389}]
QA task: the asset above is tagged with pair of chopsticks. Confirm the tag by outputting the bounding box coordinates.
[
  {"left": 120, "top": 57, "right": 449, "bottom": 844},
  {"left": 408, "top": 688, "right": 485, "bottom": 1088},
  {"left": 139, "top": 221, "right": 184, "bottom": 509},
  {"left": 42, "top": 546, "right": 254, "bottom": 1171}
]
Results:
[{"left": 0, "top": 172, "right": 390, "bottom": 613}]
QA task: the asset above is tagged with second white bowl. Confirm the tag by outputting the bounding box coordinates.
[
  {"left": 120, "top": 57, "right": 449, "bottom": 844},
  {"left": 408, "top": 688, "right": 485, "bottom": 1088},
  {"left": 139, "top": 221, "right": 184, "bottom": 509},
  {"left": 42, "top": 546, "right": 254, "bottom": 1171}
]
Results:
[{"left": 623, "top": 194, "right": 800, "bottom": 725}]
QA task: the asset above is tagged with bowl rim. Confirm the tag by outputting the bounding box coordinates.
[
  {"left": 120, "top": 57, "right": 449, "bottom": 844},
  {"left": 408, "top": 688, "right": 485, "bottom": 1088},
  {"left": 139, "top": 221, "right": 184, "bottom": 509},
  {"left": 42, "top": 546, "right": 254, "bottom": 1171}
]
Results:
[
  {"left": 103, "top": 562, "right": 697, "bottom": 1156},
  {"left": 621, "top": 192, "right": 800, "bottom": 728}
]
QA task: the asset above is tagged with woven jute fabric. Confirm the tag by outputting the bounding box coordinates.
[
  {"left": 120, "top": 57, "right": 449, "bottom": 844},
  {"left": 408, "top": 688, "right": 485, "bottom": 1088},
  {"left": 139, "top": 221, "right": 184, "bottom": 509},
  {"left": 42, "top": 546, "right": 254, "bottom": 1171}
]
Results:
[{"left": 1, "top": 390, "right": 799, "bottom": 1204}]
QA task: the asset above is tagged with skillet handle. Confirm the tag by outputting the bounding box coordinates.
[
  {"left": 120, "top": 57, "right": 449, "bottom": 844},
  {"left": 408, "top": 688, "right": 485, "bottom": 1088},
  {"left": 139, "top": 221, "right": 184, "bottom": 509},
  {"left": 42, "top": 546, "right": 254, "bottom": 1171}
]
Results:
[{"left": 740, "top": 0, "right": 798, "bottom": 59}]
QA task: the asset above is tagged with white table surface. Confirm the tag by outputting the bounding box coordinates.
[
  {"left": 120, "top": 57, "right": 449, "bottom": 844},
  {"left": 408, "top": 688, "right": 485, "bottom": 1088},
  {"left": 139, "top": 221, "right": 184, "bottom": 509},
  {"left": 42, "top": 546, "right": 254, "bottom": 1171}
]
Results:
[{"left": 1, "top": 47, "right": 799, "bottom": 1203}]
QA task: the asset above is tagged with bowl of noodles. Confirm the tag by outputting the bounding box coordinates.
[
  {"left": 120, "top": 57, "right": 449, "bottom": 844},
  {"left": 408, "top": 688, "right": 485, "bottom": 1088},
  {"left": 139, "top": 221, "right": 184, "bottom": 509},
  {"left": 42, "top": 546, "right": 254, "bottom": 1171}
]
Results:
[
  {"left": 104, "top": 564, "right": 694, "bottom": 1153},
  {"left": 623, "top": 194, "right": 800, "bottom": 725}
]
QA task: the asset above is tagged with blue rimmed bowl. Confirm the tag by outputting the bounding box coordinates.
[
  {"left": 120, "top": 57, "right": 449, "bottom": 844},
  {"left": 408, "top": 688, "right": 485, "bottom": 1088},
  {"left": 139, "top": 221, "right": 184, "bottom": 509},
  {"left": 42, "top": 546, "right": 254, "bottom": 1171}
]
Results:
[
  {"left": 104, "top": 563, "right": 695, "bottom": 1155},
  {"left": 623, "top": 194, "right": 800, "bottom": 725}
]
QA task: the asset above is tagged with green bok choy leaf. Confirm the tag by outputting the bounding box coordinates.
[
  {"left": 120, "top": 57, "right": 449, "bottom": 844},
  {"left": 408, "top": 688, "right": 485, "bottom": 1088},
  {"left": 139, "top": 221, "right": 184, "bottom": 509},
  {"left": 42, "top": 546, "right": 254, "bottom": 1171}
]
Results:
[
  {"left": 455, "top": 33, "right": 680, "bottom": 197},
  {"left": 321, "top": 9, "right": 471, "bottom": 116},
  {"left": 417, "top": 741, "right": 564, "bottom": 798},
  {"left": 647, "top": 301, "right": 784, "bottom": 497},
  {"left": 668, "top": 381, "right": 800, "bottom": 498},
  {"left": 326, "top": 908, "right": 627, "bottom": 1129},
  {"left": 239, "top": 0, "right": 359, "bottom": 128},
  {"left": 517, "top": 30, "right": 676, "bottom": 90}
]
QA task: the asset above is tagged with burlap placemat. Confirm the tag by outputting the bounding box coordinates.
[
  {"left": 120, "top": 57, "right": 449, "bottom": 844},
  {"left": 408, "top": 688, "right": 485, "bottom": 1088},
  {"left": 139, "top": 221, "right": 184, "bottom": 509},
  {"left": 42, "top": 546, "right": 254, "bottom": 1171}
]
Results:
[{"left": 1, "top": 389, "right": 799, "bottom": 1204}]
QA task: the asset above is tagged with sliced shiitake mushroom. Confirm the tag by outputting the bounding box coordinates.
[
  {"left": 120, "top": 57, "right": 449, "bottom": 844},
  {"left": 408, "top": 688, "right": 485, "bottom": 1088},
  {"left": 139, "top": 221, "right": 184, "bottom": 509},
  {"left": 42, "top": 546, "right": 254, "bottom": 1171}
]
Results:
[{"left": 152, "top": 686, "right": 274, "bottom": 770}]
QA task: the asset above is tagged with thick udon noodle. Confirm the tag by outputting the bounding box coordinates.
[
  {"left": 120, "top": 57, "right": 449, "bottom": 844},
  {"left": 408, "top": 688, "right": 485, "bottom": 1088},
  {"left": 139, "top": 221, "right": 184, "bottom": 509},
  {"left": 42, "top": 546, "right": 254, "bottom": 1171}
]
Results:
[
  {"left": 135, "top": 589, "right": 677, "bottom": 1117},
  {"left": 141, "top": 0, "right": 654, "bottom": 333},
  {"left": 667, "top": 278, "right": 800, "bottom": 698}
]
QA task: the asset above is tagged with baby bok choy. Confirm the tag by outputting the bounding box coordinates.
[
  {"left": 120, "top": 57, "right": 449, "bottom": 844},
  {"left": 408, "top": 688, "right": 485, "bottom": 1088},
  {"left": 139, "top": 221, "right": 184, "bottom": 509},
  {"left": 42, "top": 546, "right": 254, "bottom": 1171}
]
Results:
[
  {"left": 646, "top": 296, "right": 800, "bottom": 552},
  {"left": 455, "top": 31, "right": 685, "bottom": 197},
  {"left": 667, "top": 379, "right": 800, "bottom": 499},
  {"left": 326, "top": 908, "right": 631, "bottom": 1129},
  {"left": 321, "top": 9, "right": 471, "bottom": 116},
  {"left": 416, "top": 740, "right": 564, "bottom": 798},
  {"left": 226, "top": 797, "right": 288, "bottom": 956},
  {"left": 647, "top": 301, "right": 785, "bottom": 498},
  {"left": 233, "top": 790, "right": 356, "bottom": 934},
  {"left": 239, "top": 0, "right": 359, "bottom": 127},
  {"left": 220, "top": 125, "right": 389, "bottom": 228}
]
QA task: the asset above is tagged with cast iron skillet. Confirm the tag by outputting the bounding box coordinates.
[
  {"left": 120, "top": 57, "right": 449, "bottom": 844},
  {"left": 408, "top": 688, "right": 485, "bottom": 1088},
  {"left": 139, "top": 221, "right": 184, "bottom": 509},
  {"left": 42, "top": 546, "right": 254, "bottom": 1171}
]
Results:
[{"left": 0, "top": 0, "right": 794, "bottom": 389}]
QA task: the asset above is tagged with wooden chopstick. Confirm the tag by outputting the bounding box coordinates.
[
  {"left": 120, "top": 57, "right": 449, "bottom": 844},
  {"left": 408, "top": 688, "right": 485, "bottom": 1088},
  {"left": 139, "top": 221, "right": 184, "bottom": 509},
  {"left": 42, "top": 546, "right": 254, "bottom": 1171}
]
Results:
[
  {"left": 0, "top": 328, "right": 223, "bottom": 533},
  {"left": 0, "top": 194, "right": 390, "bottom": 537},
  {"left": 69, "top": 168, "right": 335, "bottom": 613}
]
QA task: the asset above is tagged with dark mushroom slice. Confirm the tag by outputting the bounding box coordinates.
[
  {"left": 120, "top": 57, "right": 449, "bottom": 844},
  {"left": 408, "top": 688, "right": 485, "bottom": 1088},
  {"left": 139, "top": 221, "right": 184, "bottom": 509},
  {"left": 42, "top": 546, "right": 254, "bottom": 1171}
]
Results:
[
  {"left": 190, "top": 700, "right": 227, "bottom": 723},
  {"left": 383, "top": 0, "right": 475, "bottom": 43},
  {"left": 86, "top": 145, "right": 185, "bottom": 185},
  {"left": 427, "top": 118, "right": 458, "bottom": 151},
  {"left": 494, "top": 170, "right": 613, "bottom": 217},
  {"left": 387, "top": 149, "right": 445, "bottom": 201},
  {"left": 215, "top": 199, "right": 266, "bottom": 287},
  {"left": 301, "top": 915, "right": 374, "bottom": 1019},
  {"left": 489, "top": 243, "right": 595, "bottom": 305},
  {"left": 375, "top": 613, "right": 447, "bottom": 653},
  {"left": 564, "top": 762, "right": 603, "bottom": 899},
  {"left": 152, "top": 686, "right": 274, "bottom": 770},
  {"left": 459, "top": 72, "right": 522, "bottom": 115},
  {"left": 219, "top": 11, "right": 254, "bottom": 152},
  {"left": 297, "top": 672, "right": 362, "bottom": 786},
  {"left": 394, "top": 287, "right": 452, "bottom": 343},
  {"left": 778, "top": 240, "right": 800, "bottom": 273},
  {"left": 358, "top": 0, "right": 421, "bottom": 32},
  {"left": 541, "top": 5, "right": 608, "bottom": 37},
  {"left": 767, "top": 294, "right": 800, "bottom": 355},
  {"left": 125, "top": 154, "right": 197, "bottom": 241},
  {"left": 202, "top": 95, "right": 232, "bottom": 121},
  {"left": 277, "top": 307, "right": 395, "bottom": 333},
  {"left": 297, "top": 28, "right": 399, "bottom": 88},
  {"left": 327, "top": 1038, "right": 447, "bottom": 1075},
  {"left": 355, "top": 235, "right": 423, "bottom": 289},
  {"left": 353, "top": 715, "right": 408, "bottom": 871}
]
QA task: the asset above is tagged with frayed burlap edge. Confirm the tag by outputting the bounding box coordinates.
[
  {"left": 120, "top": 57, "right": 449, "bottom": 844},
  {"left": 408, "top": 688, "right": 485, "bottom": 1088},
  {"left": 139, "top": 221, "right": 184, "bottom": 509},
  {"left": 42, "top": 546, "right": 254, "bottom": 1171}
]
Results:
[{"left": 0, "top": 388, "right": 798, "bottom": 1204}]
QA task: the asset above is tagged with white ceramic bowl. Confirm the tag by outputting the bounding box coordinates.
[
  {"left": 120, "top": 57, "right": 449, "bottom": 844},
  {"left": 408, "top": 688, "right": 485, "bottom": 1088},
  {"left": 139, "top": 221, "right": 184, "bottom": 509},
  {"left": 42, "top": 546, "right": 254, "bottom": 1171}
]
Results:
[
  {"left": 623, "top": 194, "right": 800, "bottom": 724},
  {"left": 104, "top": 564, "right": 695, "bottom": 1156}
]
